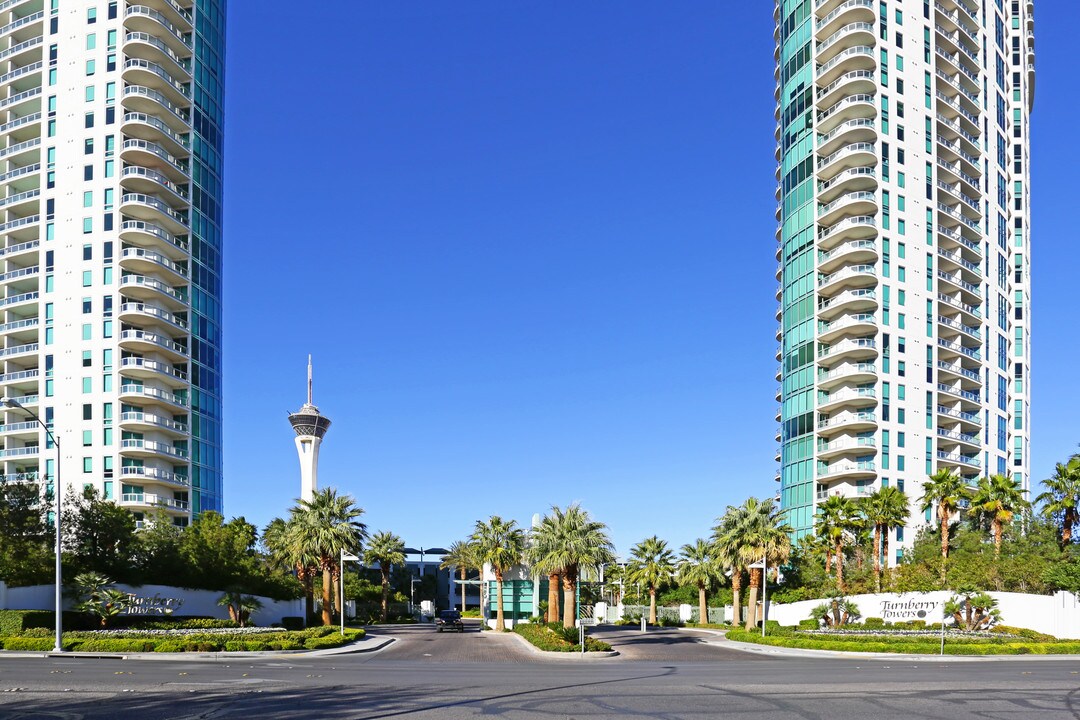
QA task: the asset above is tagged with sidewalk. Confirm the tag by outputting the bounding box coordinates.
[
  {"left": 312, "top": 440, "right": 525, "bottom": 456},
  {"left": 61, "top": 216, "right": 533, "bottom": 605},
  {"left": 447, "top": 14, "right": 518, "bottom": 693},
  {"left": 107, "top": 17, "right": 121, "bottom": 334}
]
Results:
[
  {"left": 0, "top": 634, "right": 397, "bottom": 662},
  {"left": 680, "top": 627, "right": 1080, "bottom": 663}
]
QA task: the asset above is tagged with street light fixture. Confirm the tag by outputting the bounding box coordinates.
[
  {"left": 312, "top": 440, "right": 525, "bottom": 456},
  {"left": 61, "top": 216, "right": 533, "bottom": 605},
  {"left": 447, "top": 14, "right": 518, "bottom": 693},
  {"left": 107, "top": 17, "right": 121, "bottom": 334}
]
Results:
[{"left": 2, "top": 396, "right": 62, "bottom": 653}]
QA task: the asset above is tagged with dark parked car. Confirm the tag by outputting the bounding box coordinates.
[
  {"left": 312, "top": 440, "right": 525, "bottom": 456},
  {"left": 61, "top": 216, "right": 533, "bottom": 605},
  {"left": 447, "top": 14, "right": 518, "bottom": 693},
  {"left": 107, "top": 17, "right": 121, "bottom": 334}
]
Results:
[{"left": 435, "top": 610, "right": 464, "bottom": 633}]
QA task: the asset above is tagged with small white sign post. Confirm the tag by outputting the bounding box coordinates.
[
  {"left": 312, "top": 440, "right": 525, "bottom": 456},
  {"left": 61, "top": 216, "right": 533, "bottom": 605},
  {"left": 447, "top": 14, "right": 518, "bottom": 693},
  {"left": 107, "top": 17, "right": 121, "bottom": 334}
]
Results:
[{"left": 340, "top": 550, "right": 361, "bottom": 636}]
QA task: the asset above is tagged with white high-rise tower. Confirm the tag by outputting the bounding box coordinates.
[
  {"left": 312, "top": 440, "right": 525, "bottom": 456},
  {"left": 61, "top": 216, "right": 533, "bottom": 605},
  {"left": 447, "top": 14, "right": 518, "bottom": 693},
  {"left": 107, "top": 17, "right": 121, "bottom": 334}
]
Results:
[{"left": 288, "top": 356, "right": 330, "bottom": 502}]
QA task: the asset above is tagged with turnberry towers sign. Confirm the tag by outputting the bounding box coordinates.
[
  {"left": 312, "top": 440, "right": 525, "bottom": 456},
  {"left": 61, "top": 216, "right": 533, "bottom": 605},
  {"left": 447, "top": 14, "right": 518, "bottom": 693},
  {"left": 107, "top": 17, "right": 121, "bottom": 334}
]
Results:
[
  {"left": 878, "top": 597, "right": 940, "bottom": 621},
  {"left": 125, "top": 593, "right": 185, "bottom": 615}
]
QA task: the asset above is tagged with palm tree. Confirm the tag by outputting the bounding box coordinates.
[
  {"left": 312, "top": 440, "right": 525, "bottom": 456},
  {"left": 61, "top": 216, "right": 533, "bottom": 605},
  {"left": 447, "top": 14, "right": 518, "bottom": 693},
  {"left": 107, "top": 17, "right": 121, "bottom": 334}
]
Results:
[
  {"left": 678, "top": 539, "right": 722, "bottom": 626},
  {"left": 1037, "top": 458, "right": 1080, "bottom": 546},
  {"left": 919, "top": 468, "right": 969, "bottom": 579},
  {"left": 971, "top": 474, "right": 1030, "bottom": 558},
  {"left": 470, "top": 515, "right": 526, "bottom": 631},
  {"left": 364, "top": 530, "right": 406, "bottom": 622},
  {"left": 731, "top": 498, "right": 792, "bottom": 631},
  {"left": 528, "top": 504, "right": 615, "bottom": 628},
  {"left": 815, "top": 495, "right": 862, "bottom": 594},
  {"left": 526, "top": 512, "right": 563, "bottom": 623},
  {"left": 625, "top": 536, "right": 675, "bottom": 625},
  {"left": 712, "top": 507, "right": 745, "bottom": 627},
  {"left": 860, "top": 486, "right": 909, "bottom": 592},
  {"left": 262, "top": 516, "right": 318, "bottom": 622},
  {"left": 287, "top": 488, "right": 368, "bottom": 626},
  {"left": 440, "top": 540, "right": 478, "bottom": 613},
  {"left": 217, "top": 592, "right": 264, "bottom": 627}
]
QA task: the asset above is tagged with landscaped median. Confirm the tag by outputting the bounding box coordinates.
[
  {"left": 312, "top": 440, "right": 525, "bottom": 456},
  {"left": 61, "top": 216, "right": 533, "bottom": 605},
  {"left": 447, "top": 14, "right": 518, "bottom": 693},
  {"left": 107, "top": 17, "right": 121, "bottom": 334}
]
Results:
[
  {"left": 512, "top": 622, "right": 614, "bottom": 654},
  {"left": 0, "top": 625, "right": 365, "bottom": 653},
  {"left": 724, "top": 626, "right": 1080, "bottom": 655}
]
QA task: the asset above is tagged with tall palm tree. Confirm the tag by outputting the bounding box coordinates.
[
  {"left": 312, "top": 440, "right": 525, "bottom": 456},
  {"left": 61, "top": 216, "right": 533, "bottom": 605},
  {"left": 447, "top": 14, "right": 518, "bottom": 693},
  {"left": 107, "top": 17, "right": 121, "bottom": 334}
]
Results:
[
  {"left": 860, "top": 486, "right": 909, "bottom": 592},
  {"left": 287, "top": 488, "right": 368, "bottom": 626},
  {"left": 712, "top": 507, "right": 745, "bottom": 626},
  {"left": 678, "top": 539, "right": 722, "bottom": 627},
  {"left": 470, "top": 515, "right": 526, "bottom": 631},
  {"left": 262, "top": 516, "right": 318, "bottom": 622},
  {"left": 364, "top": 530, "right": 406, "bottom": 622},
  {"left": 920, "top": 468, "right": 969, "bottom": 579},
  {"left": 440, "top": 540, "right": 478, "bottom": 613},
  {"left": 815, "top": 495, "right": 862, "bottom": 594},
  {"left": 625, "top": 536, "right": 675, "bottom": 625},
  {"left": 528, "top": 504, "right": 615, "bottom": 628},
  {"left": 1037, "top": 458, "right": 1080, "bottom": 546},
  {"left": 732, "top": 498, "right": 792, "bottom": 631},
  {"left": 971, "top": 474, "right": 1030, "bottom": 558},
  {"left": 526, "top": 512, "right": 563, "bottom": 623}
]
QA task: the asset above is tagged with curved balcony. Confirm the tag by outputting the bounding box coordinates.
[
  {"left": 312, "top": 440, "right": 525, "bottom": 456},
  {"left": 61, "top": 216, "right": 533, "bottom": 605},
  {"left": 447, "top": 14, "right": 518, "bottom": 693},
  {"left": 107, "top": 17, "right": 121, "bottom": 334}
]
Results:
[
  {"left": 119, "top": 382, "right": 188, "bottom": 410},
  {"left": 937, "top": 269, "right": 981, "bottom": 304},
  {"left": 119, "top": 192, "right": 189, "bottom": 235},
  {"left": 817, "top": 287, "right": 876, "bottom": 320},
  {"left": 124, "top": 5, "right": 192, "bottom": 56},
  {"left": 119, "top": 410, "right": 188, "bottom": 437},
  {"left": 937, "top": 360, "right": 980, "bottom": 386},
  {"left": 937, "top": 428, "right": 981, "bottom": 451},
  {"left": 0, "top": 60, "right": 41, "bottom": 94},
  {"left": 120, "top": 465, "right": 189, "bottom": 489},
  {"left": 817, "top": 166, "right": 876, "bottom": 204},
  {"left": 815, "top": 0, "right": 874, "bottom": 37},
  {"left": 818, "top": 362, "right": 877, "bottom": 391},
  {"left": 118, "top": 273, "right": 188, "bottom": 309},
  {"left": 119, "top": 166, "right": 188, "bottom": 210},
  {"left": 818, "top": 215, "right": 877, "bottom": 250},
  {"left": 816, "top": 45, "right": 874, "bottom": 86},
  {"left": 122, "top": 85, "right": 190, "bottom": 132},
  {"left": 817, "top": 436, "right": 877, "bottom": 461},
  {"left": 119, "top": 329, "right": 187, "bottom": 360},
  {"left": 817, "top": 141, "right": 876, "bottom": 182},
  {"left": 818, "top": 460, "right": 877, "bottom": 481},
  {"left": 119, "top": 492, "right": 189, "bottom": 514},
  {"left": 818, "top": 311, "right": 876, "bottom": 343},
  {"left": 118, "top": 220, "right": 188, "bottom": 259},
  {"left": 819, "top": 387, "right": 877, "bottom": 414},
  {"left": 816, "top": 22, "right": 875, "bottom": 64},
  {"left": 123, "top": 30, "right": 192, "bottom": 80},
  {"left": 121, "top": 112, "right": 190, "bottom": 158},
  {"left": 818, "top": 337, "right": 877, "bottom": 366},
  {"left": 0, "top": 137, "right": 40, "bottom": 166},
  {"left": 818, "top": 263, "right": 875, "bottom": 296},
  {"left": 817, "top": 191, "right": 876, "bottom": 229},
  {"left": 937, "top": 337, "right": 981, "bottom": 363},
  {"left": 120, "top": 438, "right": 188, "bottom": 462},
  {"left": 0, "top": 188, "right": 39, "bottom": 216},
  {"left": 122, "top": 58, "right": 189, "bottom": 108},
  {"left": 817, "top": 238, "right": 877, "bottom": 274},
  {"left": 138, "top": 0, "right": 194, "bottom": 32},
  {"left": 120, "top": 139, "right": 188, "bottom": 182},
  {"left": 0, "top": 444, "right": 37, "bottom": 459},
  {"left": 118, "top": 246, "right": 187, "bottom": 284},
  {"left": 0, "top": 264, "right": 38, "bottom": 293},
  {"left": 0, "top": 86, "right": 42, "bottom": 118},
  {"left": 0, "top": 10, "right": 44, "bottom": 44},
  {"left": 0, "top": 111, "right": 42, "bottom": 144},
  {"left": 818, "top": 71, "right": 876, "bottom": 112},
  {"left": 817, "top": 411, "right": 877, "bottom": 437},
  {"left": 817, "top": 116, "right": 875, "bottom": 156},
  {"left": 0, "top": 367, "right": 38, "bottom": 392},
  {"left": 118, "top": 301, "right": 188, "bottom": 334},
  {"left": 119, "top": 357, "right": 187, "bottom": 388},
  {"left": 937, "top": 404, "right": 982, "bottom": 431},
  {"left": 937, "top": 450, "right": 981, "bottom": 472},
  {"left": 816, "top": 95, "right": 876, "bottom": 135}
]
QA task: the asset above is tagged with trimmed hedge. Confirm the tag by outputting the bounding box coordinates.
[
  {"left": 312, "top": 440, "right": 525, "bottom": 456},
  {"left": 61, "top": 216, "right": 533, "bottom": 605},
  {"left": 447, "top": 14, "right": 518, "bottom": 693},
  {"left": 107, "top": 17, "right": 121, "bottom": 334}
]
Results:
[
  {"left": 0, "top": 627, "right": 365, "bottom": 653},
  {"left": 725, "top": 628, "right": 1080, "bottom": 655},
  {"left": 513, "top": 623, "right": 612, "bottom": 653}
]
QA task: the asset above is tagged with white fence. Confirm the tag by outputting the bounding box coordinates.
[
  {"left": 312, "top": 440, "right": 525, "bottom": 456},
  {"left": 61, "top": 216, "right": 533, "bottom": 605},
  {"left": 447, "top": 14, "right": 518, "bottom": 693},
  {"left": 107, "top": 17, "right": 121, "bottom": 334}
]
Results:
[
  {"left": 0, "top": 582, "right": 305, "bottom": 627},
  {"left": 764, "top": 591, "right": 1080, "bottom": 639}
]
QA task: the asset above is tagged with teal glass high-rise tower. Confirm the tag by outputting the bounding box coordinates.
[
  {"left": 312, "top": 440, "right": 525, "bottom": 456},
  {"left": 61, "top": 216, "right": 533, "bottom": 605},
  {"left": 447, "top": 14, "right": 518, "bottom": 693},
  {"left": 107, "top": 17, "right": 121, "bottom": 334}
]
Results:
[{"left": 774, "top": 0, "right": 1034, "bottom": 555}]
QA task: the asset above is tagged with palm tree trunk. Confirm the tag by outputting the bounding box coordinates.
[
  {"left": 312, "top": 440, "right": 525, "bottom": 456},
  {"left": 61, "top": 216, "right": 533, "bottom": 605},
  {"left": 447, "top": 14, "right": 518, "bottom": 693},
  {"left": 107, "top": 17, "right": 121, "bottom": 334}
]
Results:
[
  {"left": 873, "top": 524, "right": 882, "bottom": 593},
  {"left": 562, "top": 567, "right": 577, "bottom": 629},
  {"left": 993, "top": 519, "right": 1003, "bottom": 558},
  {"left": 648, "top": 586, "right": 657, "bottom": 625},
  {"left": 380, "top": 566, "right": 390, "bottom": 622},
  {"left": 882, "top": 528, "right": 891, "bottom": 587},
  {"left": 940, "top": 505, "right": 950, "bottom": 584},
  {"left": 1065, "top": 509, "right": 1075, "bottom": 546},
  {"left": 824, "top": 549, "right": 832, "bottom": 574},
  {"left": 730, "top": 571, "right": 742, "bottom": 627},
  {"left": 698, "top": 583, "right": 708, "bottom": 626},
  {"left": 744, "top": 568, "right": 760, "bottom": 631},
  {"left": 460, "top": 567, "right": 467, "bottom": 612},
  {"left": 834, "top": 540, "right": 845, "bottom": 594},
  {"left": 547, "top": 573, "right": 560, "bottom": 623},
  {"left": 495, "top": 573, "right": 505, "bottom": 631},
  {"left": 321, "top": 565, "right": 333, "bottom": 626}
]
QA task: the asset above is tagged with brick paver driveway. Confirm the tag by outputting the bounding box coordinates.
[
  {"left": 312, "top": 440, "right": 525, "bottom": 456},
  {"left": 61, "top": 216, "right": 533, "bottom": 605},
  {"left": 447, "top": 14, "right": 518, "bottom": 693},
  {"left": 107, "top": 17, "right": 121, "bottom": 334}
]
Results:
[{"left": 369, "top": 621, "right": 537, "bottom": 663}]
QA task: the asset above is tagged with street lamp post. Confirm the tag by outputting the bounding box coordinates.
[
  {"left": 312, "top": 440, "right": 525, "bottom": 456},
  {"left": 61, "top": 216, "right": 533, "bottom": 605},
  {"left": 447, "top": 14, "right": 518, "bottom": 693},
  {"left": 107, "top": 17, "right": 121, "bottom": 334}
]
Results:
[
  {"left": 340, "top": 549, "right": 360, "bottom": 637},
  {"left": 2, "top": 396, "right": 62, "bottom": 653}
]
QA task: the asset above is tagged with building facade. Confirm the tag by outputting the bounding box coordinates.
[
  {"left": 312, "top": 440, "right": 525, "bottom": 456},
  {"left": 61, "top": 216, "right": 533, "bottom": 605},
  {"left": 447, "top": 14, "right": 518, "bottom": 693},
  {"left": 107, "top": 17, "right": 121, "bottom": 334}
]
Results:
[
  {"left": 0, "top": 0, "right": 225, "bottom": 525},
  {"left": 774, "top": 0, "right": 1034, "bottom": 554}
]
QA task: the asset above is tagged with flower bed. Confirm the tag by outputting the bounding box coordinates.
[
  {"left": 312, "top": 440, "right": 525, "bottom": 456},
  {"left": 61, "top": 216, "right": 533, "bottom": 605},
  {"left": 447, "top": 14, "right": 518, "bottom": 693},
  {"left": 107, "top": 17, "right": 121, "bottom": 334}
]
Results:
[{"left": 513, "top": 623, "right": 612, "bottom": 653}]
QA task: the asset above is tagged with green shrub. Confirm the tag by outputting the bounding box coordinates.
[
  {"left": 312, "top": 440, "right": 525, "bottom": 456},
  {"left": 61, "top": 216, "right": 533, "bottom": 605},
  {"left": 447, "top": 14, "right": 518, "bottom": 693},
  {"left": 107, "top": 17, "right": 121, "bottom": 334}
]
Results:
[
  {"left": 1, "top": 636, "right": 54, "bottom": 651},
  {"left": 0, "top": 610, "right": 56, "bottom": 635},
  {"left": 992, "top": 625, "right": 1057, "bottom": 642},
  {"left": 862, "top": 617, "right": 887, "bottom": 629},
  {"left": 154, "top": 640, "right": 185, "bottom": 652},
  {"left": 798, "top": 619, "right": 818, "bottom": 629},
  {"left": 73, "top": 638, "right": 158, "bottom": 653},
  {"left": 512, "top": 623, "right": 612, "bottom": 652}
]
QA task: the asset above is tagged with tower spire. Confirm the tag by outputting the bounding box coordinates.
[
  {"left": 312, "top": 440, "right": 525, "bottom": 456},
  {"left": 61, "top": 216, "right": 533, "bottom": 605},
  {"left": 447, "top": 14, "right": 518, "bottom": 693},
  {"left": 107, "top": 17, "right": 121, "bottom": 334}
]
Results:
[{"left": 307, "top": 354, "right": 313, "bottom": 405}]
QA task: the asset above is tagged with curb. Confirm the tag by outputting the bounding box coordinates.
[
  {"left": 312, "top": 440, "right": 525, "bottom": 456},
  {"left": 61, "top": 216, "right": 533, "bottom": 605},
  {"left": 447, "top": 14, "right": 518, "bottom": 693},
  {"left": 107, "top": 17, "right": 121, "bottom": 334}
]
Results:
[
  {"left": 503, "top": 629, "right": 619, "bottom": 659},
  {"left": 685, "top": 630, "right": 1080, "bottom": 662},
  {"left": 0, "top": 635, "right": 396, "bottom": 662}
]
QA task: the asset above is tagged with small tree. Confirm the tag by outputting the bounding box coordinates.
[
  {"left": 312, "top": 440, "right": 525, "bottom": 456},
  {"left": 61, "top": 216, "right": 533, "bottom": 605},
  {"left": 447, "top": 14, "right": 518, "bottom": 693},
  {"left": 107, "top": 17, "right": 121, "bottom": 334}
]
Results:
[
  {"left": 809, "top": 598, "right": 860, "bottom": 628},
  {"left": 217, "top": 591, "right": 264, "bottom": 627},
  {"left": 945, "top": 590, "right": 999, "bottom": 630},
  {"left": 71, "top": 572, "right": 131, "bottom": 628}
]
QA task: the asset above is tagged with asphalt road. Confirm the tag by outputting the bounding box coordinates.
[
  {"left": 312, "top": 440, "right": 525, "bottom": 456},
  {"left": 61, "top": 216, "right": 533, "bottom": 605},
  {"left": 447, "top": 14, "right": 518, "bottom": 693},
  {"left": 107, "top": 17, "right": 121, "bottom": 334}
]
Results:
[{"left": 0, "top": 624, "right": 1078, "bottom": 719}]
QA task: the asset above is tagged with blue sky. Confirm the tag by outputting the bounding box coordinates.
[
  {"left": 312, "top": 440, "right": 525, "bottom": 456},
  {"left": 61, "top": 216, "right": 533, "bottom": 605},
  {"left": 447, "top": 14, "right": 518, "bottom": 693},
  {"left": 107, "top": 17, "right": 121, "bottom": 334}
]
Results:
[{"left": 222, "top": 1, "right": 1079, "bottom": 557}]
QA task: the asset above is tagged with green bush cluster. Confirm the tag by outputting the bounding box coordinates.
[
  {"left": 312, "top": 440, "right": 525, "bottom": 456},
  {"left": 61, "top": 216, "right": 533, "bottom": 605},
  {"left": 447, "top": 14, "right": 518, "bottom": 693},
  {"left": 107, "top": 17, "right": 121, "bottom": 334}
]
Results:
[
  {"left": 512, "top": 623, "right": 612, "bottom": 653},
  {"left": 0, "top": 626, "right": 365, "bottom": 653},
  {"left": 724, "top": 627, "right": 1080, "bottom": 655}
]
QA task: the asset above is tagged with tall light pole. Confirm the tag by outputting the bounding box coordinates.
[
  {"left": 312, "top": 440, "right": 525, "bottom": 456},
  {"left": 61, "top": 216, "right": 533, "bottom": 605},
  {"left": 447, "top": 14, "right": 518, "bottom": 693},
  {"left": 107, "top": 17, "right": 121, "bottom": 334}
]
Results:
[{"left": 2, "top": 396, "right": 62, "bottom": 653}]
